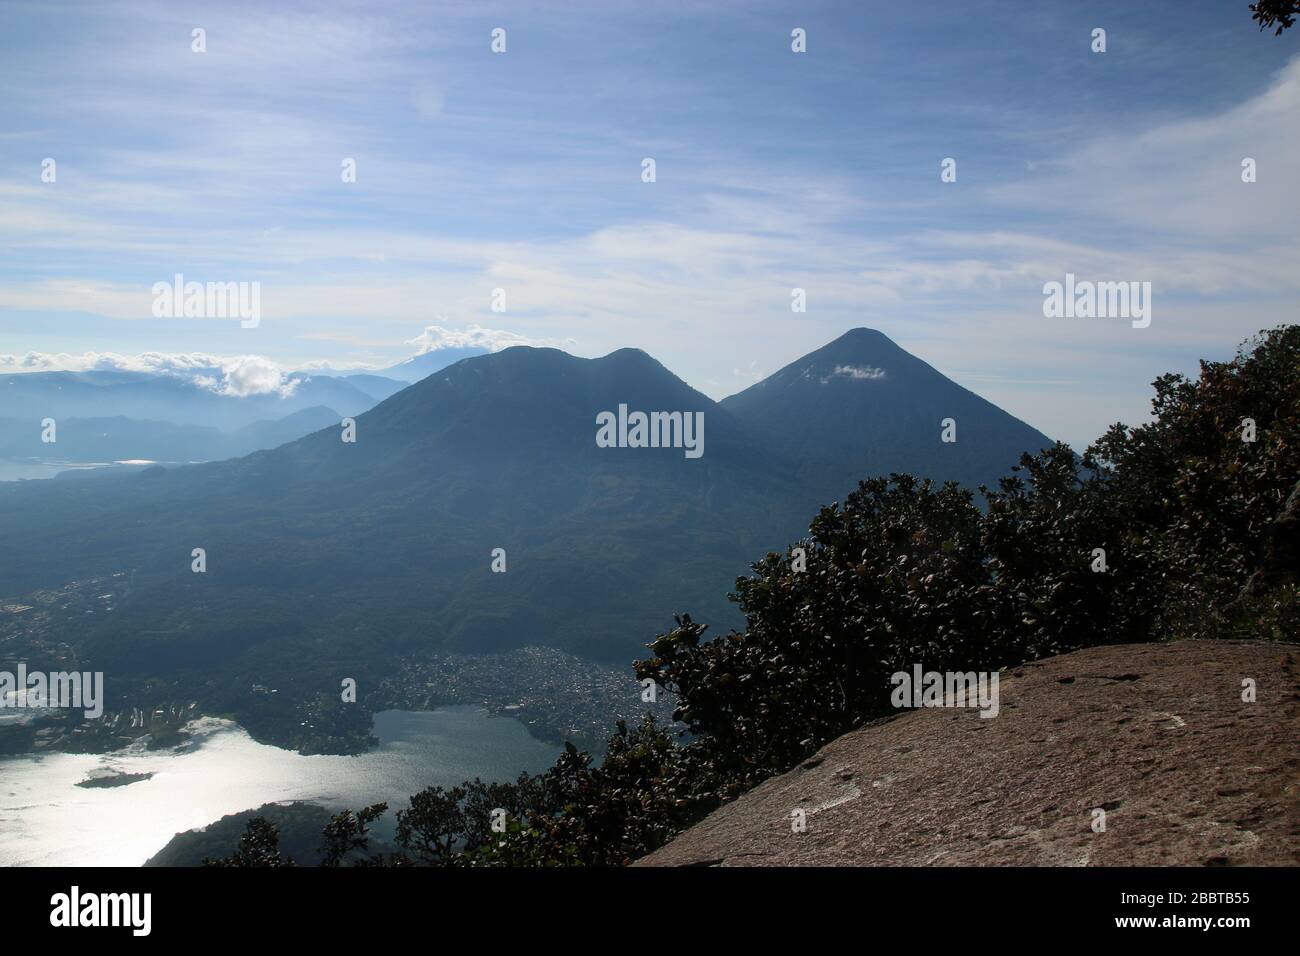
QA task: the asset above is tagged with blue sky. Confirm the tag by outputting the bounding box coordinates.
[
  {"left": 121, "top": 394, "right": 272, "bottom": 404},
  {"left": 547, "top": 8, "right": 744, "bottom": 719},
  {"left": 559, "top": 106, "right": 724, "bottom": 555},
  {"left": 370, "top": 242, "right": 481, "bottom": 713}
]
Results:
[{"left": 1, "top": 0, "right": 1297, "bottom": 448}]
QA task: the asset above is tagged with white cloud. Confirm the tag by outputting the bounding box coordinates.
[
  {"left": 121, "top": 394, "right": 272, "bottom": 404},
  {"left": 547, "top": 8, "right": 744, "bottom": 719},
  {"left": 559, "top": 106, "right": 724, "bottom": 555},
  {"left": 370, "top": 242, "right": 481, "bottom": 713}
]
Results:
[
  {"left": 215, "top": 356, "right": 298, "bottom": 398},
  {"left": 294, "top": 358, "right": 387, "bottom": 372},
  {"left": 0, "top": 6, "right": 1295, "bottom": 454},
  {"left": 0, "top": 350, "right": 297, "bottom": 397},
  {"left": 825, "top": 365, "right": 886, "bottom": 382},
  {"left": 404, "top": 323, "right": 566, "bottom": 354},
  {"left": 988, "top": 58, "right": 1300, "bottom": 243}
]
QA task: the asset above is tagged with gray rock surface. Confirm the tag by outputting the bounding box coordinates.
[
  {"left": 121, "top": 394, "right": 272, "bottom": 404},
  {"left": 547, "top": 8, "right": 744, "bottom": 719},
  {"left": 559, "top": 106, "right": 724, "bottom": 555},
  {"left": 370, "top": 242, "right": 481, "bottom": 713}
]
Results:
[{"left": 638, "top": 640, "right": 1300, "bottom": 866}]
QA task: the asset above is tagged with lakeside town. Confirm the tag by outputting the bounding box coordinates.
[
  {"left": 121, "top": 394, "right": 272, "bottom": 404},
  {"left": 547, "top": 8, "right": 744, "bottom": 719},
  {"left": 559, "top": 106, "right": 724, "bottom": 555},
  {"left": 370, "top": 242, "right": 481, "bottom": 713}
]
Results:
[{"left": 2, "top": 573, "right": 676, "bottom": 757}]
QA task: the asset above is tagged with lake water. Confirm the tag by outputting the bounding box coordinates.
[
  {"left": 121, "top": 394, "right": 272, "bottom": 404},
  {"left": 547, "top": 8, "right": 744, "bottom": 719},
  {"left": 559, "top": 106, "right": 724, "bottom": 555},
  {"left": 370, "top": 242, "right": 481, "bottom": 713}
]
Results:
[
  {"left": 0, "top": 459, "right": 97, "bottom": 481},
  {"left": 0, "top": 459, "right": 150, "bottom": 481},
  {"left": 0, "top": 707, "right": 560, "bottom": 866}
]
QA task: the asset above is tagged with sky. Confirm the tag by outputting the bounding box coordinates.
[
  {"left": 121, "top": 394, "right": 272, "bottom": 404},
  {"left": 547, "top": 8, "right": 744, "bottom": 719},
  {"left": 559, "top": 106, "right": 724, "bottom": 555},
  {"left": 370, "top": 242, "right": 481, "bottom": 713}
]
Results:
[{"left": 0, "top": 0, "right": 1296, "bottom": 449}]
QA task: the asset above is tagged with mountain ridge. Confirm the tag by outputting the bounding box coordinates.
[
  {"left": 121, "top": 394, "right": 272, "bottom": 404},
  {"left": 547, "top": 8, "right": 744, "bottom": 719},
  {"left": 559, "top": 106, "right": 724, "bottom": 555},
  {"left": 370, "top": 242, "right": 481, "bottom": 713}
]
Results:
[{"left": 0, "top": 329, "right": 1058, "bottom": 751}]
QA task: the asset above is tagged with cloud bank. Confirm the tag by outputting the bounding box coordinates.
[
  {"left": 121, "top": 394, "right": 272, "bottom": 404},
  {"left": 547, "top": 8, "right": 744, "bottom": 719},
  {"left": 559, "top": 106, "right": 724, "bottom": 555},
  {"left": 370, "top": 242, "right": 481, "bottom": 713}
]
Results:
[
  {"left": 404, "top": 323, "right": 571, "bottom": 355},
  {"left": 0, "top": 350, "right": 298, "bottom": 397}
]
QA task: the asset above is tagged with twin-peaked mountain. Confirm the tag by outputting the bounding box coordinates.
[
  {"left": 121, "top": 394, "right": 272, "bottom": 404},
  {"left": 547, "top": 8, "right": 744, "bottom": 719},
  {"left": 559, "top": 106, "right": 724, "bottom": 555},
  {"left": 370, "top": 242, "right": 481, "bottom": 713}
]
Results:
[{"left": 0, "top": 331, "right": 1052, "bottom": 677}]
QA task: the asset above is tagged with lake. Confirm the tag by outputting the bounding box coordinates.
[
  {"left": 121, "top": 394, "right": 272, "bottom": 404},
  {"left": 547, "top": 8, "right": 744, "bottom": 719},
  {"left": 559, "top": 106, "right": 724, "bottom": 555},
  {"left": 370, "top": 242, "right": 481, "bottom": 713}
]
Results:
[
  {"left": 0, "top": 459, "right": 155, "bottom": 482},
  {"left": 0, "top": 706, "right": 560, "bottom": 866}
]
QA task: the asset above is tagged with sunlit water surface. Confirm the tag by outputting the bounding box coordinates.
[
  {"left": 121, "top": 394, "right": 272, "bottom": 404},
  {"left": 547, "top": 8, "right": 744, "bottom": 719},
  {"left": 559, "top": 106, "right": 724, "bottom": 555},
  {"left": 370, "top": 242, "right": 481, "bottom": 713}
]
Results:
[{"left": 0, "top": 707, "right": 559, "bottom": 866}]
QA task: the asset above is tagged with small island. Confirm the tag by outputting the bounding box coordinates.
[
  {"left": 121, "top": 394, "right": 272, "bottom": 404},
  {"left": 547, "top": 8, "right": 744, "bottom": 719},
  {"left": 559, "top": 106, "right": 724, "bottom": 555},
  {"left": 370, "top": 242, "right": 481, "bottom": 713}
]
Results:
[{"left": 75, "top": 769, "right": 155, "bottom": 789}]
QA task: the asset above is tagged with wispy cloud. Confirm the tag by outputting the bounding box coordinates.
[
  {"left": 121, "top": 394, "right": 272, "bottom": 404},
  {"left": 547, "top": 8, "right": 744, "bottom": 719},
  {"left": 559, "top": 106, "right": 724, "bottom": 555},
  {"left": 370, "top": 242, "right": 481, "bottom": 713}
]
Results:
[
  {"left": 0, "top": 1, "right": 1295, "bottom": 450},
  {"left": 405, "top": 323, "right": 569, "bottom": 354},
  {"left": 824, "top": 365, "right": 887, "bottom": 383}
]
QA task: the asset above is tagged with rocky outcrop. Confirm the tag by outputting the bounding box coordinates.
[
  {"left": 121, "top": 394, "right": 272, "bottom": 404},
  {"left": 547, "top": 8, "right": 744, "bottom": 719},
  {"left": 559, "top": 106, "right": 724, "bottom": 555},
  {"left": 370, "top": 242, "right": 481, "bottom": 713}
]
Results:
[{"left": 637, "top": 640, "right": 1300, "bottom": 866}]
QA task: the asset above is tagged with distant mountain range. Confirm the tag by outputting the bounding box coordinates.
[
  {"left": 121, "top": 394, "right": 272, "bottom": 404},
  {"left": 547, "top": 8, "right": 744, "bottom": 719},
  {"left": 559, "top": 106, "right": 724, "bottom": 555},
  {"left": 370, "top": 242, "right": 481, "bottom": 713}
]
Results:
[
  {"left": 0, "top": 330, "right": 1053, "bottom": 749},
  {"left": 0, "top": 348, "right": 489, "bottom": 468},
  {"left": 0, "top": 368, "right": 397, "bottom": 431},
  {"left": 0, "top": 406, "right": 343, "bottom": 465}
]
